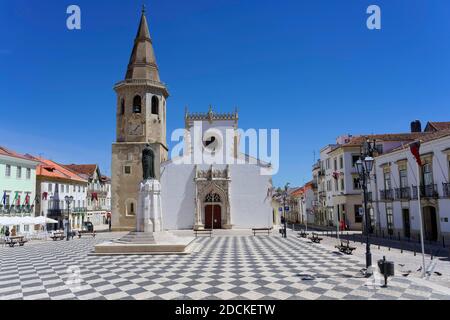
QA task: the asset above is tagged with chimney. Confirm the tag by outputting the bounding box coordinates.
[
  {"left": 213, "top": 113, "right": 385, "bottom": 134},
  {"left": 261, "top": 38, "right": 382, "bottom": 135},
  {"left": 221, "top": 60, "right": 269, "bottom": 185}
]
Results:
[{"left": 410, "top": 120, "right": 422, "bottom": 133}]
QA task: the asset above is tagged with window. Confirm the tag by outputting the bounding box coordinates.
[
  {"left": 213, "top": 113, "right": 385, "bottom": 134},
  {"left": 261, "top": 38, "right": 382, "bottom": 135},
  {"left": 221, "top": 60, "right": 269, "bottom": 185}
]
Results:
[
  {"left": 326, "top": 159, "right": 330, "bottom": 170},
  {"left": 352, "top": 155, "right": 360, "bottom": 167},
  {"left": 48, "top": 183, "right": 53, "bottom": 192},
  {"left": 353, "top": 176, "right": 361, "bottom": 190},
  {"left": 5, "top": 165, "right": 11, "bottom": 177},
  {"left": 384, "top": 171, "right": 391, "bottom": 190},
  {"left": 205, "top": 193, "right": 221, "bottom": 202},
  {"left": 339, "top": 156, "right": 344, "bottom": 169},
  {"left": 120, "top": 99, "right": 125, "bottom": 115},
  {"left": 423, "top": 163, "right": 433, "bottom": 186},
  {"left": 375, "top": 144, "right": 384, "bottom": 154},
  {"left": 399, "top": 166, "right": 408, "bottom": 188},
  {"left": 124, "top": 166, "right": 131, "bottom": 175},
  {"left": 151, "top": 95, "right": 159, "bottom": 115},
  {"left": 78, "top": 185, "right": 81, "bottom": 192},
  {"left": 16, "top": 166, "right": 22, "bottom": 179},
  {"left": 333, "top": 158, "right": 337, "bottom": 171},
  {"left": 26, "top": 168, "right": 31, "bottom": 179},
  {"left": 340, "top": 178, "right": 345, "bottom": 191},
  {"left": 326, "top": 180, "right": 331, "bottom": 191},
  {"left": 354, "top": 205, "right": 363, "bottom": 223},
  {"left": 335, "top": 180, "right": 339, "bottom": 191},
  {"left": 133, "top": 95, "right": 141, "bottom": 113},
  {"left": 386, "top": 205, "right": 394, "bottom": 235},
  {"left": 73, "top": 185, "right": 76, "bottom": 192}
]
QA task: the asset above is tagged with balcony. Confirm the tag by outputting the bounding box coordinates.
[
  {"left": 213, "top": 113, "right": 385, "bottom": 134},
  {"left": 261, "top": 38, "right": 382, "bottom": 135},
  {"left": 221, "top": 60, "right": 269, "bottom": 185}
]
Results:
[
  {"left": 444, "top": 183, "right": 450, "bottom": 198},
  {"left": 380, "top": 189, "right": 394, "bottom": 201},
  {"left": 412, "top": 184, "right": 439, "bottom": 199},
  {"left": 395, "top": 187, "right": 411, "bottom": 200},
  {"left": 72, "top": 207, "right": 87, "bottom": 213},
  {"left": 0, "top": 205, "right": 34, "bottom": 214},
  {"left": 47, "top": 209, "right": 63, "bottom": 217}
]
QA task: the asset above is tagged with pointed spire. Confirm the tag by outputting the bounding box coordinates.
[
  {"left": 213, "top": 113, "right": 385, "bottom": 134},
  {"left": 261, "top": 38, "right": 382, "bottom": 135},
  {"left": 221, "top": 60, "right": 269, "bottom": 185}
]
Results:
[{"left": 125, "top": 6, "right": 160, "bottom": 81}]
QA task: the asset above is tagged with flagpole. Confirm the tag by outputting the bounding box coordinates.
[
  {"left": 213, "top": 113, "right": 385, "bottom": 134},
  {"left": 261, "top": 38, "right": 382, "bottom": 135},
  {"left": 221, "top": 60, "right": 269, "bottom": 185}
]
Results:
[{"left": 416, "top": 162, "right": 426, "bottom": 277}]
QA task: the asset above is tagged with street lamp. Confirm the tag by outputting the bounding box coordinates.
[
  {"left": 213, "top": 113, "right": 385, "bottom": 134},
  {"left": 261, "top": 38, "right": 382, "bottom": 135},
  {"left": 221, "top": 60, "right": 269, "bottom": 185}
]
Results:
[
  {"left": 64, "top": 195, "right": 73, "bottom": 241},
  {"left": 281, "top": 183, "right": 290, "bottom": 238},
  {"left": 355, "top": 140, "right": 376, "bottom": 276}
]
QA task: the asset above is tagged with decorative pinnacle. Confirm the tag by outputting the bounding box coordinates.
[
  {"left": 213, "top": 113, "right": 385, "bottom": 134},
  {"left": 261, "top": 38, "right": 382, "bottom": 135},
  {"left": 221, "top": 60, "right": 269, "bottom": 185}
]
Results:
[{"left": 142, "top": 4, "right": 146, "bottom": 14}]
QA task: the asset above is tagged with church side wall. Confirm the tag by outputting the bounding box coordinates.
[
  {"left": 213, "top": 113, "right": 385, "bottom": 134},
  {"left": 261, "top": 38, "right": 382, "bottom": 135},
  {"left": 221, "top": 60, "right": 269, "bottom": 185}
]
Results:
[
  {"left": 160, "top": 163, "right": 196, "bottom": 230},
  {"left": 229, "top": 164, "right": 273, "bottom": 229}
]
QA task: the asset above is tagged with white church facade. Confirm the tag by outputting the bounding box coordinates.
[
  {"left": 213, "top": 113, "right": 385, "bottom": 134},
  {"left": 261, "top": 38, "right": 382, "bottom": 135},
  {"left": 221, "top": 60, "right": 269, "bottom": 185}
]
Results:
[
  {"left": 111, "top": 8, "right": 273, "bottom": 231},
  {"left": 161, "top": 108, "right": 273, "bottom": 230}
]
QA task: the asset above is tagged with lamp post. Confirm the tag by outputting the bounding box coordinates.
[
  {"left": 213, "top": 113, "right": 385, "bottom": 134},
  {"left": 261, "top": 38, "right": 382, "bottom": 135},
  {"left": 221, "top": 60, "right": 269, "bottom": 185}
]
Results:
[
  {"left": 355, "top": 140, "right": 376, "bottom": 276},
  {"left": 281, "top": 183, "right": 290, "bottom": 238},
  {"left": 64, "top": 195, "right": 73, "bottom": 241}
]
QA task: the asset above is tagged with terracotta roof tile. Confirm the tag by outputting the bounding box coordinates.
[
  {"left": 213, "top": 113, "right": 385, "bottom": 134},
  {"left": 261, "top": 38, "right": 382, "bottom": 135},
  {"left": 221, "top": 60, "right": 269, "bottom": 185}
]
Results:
[
  {"left": 0, "top": 146, "right": 34, "bottom": 161},
  {"left": 25, "top": 155, "right": 87, "bottom": 183},
  {"left": 427, "top": 121, "right": 450, "bottom": 131},
  {"left": 63, "top": 164, "right": 98, "bottom": 176}
]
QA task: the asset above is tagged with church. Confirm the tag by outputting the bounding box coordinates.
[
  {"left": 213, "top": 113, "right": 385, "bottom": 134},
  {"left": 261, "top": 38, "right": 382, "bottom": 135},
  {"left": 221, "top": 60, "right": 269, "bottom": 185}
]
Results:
[{"left": 111, "top": 8, "right": 273, "bottom": 231}]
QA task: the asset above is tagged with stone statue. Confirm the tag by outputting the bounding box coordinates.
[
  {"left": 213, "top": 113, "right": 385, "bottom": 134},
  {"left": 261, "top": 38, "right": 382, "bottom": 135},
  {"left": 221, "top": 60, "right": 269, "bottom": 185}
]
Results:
[{"left": 142, "top": 144, "right": 155, "bottom": 180}]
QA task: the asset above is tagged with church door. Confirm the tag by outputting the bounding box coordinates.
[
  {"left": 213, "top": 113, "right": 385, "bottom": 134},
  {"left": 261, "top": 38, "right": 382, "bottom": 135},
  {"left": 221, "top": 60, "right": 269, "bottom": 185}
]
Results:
[{"left": 205, "top": 205, "right": 221, "bottom": 229}]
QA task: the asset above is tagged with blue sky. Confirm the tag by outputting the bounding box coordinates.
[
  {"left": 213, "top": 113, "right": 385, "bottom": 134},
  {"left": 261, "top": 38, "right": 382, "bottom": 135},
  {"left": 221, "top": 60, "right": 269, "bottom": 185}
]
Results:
[{"left": 1, "top": 0, "right": 450, "bottom": 187}]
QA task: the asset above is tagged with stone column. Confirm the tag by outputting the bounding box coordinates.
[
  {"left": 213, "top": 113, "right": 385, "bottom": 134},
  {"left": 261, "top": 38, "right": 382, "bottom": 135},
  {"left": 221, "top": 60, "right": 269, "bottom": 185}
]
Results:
[{"left": 193, "top": 182, "right": 204, "bottom": 230}]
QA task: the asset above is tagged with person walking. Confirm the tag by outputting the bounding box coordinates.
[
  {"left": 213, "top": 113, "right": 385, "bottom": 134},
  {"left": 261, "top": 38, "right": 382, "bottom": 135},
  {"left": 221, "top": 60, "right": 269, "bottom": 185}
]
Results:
[
  {"left": 10, "top": 227, "right": 16, "bottom": 237},
  {"left": 4, "top": 227, "right": 10, "bottom": 242}
]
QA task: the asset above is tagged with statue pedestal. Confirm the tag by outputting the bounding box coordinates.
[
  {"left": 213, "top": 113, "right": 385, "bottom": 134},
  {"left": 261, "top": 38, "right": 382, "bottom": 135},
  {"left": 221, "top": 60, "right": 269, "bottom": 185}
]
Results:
[
  {"left": 136, "top": 179, "right": 162, "bottom": 233},
  {"left": 94, "top": 179, "right": 195, "bottom": 255}
]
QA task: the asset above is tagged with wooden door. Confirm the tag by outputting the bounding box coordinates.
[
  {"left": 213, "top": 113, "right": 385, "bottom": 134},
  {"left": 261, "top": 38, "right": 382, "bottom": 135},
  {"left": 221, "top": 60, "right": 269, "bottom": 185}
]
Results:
[{"left": 205, "top": 205, "right": 222, "bottom": 229}]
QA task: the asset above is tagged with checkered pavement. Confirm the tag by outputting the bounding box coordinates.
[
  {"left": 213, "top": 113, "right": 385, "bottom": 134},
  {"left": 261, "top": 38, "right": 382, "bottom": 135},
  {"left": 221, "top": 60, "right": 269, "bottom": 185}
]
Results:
[{"left": 0, "top": 232, "right": 449, "bottom": 300}]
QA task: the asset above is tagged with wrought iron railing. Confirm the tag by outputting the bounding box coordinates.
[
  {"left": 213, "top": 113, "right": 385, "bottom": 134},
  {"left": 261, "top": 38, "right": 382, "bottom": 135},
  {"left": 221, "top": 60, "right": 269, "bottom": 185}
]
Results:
[
  {"left": 395, "top": 187, "right": 411, "bottom": 200},
  {"left": 443, "top": 183, "right": 450, "bottom": 198},
  {"left": 412, "top": 184, "right": 439, "bottom": 199},
  {"left": 380, "top": 189, "right": 394, "bottom": 201}
]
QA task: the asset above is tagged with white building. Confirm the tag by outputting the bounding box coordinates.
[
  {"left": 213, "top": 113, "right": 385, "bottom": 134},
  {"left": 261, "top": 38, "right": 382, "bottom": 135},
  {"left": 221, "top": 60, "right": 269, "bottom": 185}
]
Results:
[
  {"left": 371, "top": 127, "right": 450, "bottom": 242},
  {"left": 160, "top": 108, "right": 273, "bottom": 230},
  {"left": 27, "top": 155, "right": 88, "bottom": 231},
  {"left": 0, "top": 146, "right": 39, "bottom": 234},
  {"left": 314, "top": 133, "right": 426, "bottom": 230},
  {"left": 63, "top": 164, "right": 111, "bottom": 228}
]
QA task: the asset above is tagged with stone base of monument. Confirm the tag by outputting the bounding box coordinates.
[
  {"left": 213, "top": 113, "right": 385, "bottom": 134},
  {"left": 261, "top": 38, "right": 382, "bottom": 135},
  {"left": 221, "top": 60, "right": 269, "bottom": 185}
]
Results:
[{"left": 93, "top": 231, "right": 195, "bottom": 255}]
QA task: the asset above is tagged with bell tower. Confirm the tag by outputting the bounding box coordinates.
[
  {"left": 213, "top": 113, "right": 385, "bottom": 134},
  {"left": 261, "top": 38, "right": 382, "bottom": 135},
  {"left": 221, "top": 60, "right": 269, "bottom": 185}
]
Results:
[{"left": 111, "top": 6, "right": 169, "bottom": 231}]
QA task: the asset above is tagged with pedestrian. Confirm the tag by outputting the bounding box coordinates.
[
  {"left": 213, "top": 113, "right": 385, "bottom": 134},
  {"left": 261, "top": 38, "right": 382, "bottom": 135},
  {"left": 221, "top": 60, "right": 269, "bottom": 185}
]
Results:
[
  {"left": 108, "top": 217, "right": 112, "bottom": 232},
  {"left": 4, "top": 227, "right": 10, "bottom": 242},
  {"left": 11, "top": 226, "right": 16, "bottom": 237}
]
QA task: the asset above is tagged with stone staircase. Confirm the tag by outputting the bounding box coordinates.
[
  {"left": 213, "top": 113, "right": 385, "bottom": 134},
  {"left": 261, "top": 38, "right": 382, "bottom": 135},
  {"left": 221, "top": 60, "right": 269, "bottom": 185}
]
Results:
[{"left": 115, "top": 231, "right": 156, "bottom": 244}]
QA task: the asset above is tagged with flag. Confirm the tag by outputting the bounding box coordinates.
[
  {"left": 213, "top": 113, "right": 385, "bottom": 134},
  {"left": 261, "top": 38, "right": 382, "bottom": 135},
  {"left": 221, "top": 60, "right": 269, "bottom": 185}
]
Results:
[
  {"left": 410, "top": 141, "right": 422, "bottom": 166},
  {"left": 91, "top": 193, "right": 98, "bottom": 201},
  {"left": 1, "top": 191, "right": 6, "bottom": 206},
  {"left": 12, "top": 192, "right": 19, "bottom": 205},
  {"left": 25, "top": 194, "right": 30, "bottom": 205},
  {"left": 42, "top": 192, "right": 48, "bottom": 200}
]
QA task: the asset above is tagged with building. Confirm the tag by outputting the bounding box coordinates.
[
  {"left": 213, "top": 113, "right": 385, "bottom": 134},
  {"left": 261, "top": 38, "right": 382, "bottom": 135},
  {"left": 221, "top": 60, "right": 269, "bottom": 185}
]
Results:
[
  {"left": 371, "top": 124, "right": 450, "bottom": 242},
  {"left": 63, "top": 164, "right": 111, "bottom": 228},
  {"left": 112, "top": 9, "right": 273, "bottom": 230},
  {"left": 111, "top": 8, "right": 169, "bottom": 231},
  {"left": 313, "top": 132, "right": 425, "bottom": 230},
  {"left": 160, "top": 108, "right": 273, "bottom": 230},
  {"left": 0, "top": 146, "right": 39, "bottom": 233},
  {"left": 28, "top": 156, "right": 88, "bottom": 230}
]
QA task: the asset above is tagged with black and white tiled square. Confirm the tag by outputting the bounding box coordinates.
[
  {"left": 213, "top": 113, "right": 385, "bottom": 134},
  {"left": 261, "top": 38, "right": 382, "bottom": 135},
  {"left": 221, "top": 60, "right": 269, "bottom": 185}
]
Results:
[{"left": 0, "top": 233, "right": 449, "bottom": 300}]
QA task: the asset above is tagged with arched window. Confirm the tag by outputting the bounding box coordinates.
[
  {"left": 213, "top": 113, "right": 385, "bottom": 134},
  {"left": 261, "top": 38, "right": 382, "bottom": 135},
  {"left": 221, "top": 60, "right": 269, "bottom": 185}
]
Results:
[
  {"left": 205, "top": 193, "right": 221, "bottom": 203},
  {"left": 120, "top": 99, "right": 125, "bottom": 115},
  {"left": 133, "top": 95, "right": 141, "bottom": 113},
  {"left": 151, "top": 96, "right": 159, "bottom": 115}
]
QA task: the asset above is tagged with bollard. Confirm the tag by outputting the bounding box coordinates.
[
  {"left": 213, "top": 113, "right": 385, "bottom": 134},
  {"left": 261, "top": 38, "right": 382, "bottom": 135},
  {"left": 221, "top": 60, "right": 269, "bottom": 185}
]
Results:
[
  {"left": 388, "top": 246, "right": 390, "bottom": 251},
  {"left": 443, "top": 236, "right": 446, "bottom": 249},
  {"left": 382, "top": 230, "right": 385, "bottom": 238},
  {"left": 414, "top": 250, "right": 416, "bottom": 256},
  {"left": 398, "top": 232, "right": 401, "bottom": 241},
  {"left": 378, "top": 244, "right": 380, "bottom": 250}
]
